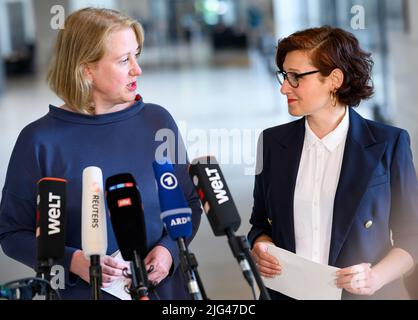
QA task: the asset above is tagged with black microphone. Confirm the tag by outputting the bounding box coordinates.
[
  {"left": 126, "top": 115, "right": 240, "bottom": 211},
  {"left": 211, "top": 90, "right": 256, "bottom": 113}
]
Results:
[
  {"left": 189, "top": 156, "right": 271, "bottom": 300},
  {"left": 36, "top": 177, "right": 67, "bottom": 299},
  {"left": 189, "top": 156, "right": 241, "bottom": 235},
  {"left": 105, "top": 173, "right": 150, "bottom": 300}
]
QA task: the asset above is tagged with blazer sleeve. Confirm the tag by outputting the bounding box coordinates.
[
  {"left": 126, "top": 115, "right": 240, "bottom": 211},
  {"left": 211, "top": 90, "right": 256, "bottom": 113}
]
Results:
[
  {"left": 389, "top": 130, "right": 418, "bottom": 262},
  {"left": 248, "top": 130, "right": 273, "bottom": 246}
]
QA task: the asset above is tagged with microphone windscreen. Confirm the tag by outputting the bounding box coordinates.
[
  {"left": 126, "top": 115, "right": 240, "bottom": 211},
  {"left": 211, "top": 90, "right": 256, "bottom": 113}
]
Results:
[
  {"left": 189, "top": 156, "right": 241, "bottom": 236},
  {"left": 153, "top": 159, "right": 192, "bottom": 240},
  {"left": 82, "top": 166, "right": 107, "bottom": 257},
  {"left": 105, "top": 173, "right": 147, "bottom": 261},
  {"left": 36, "top": 177, "right": 67, "bottom": 261}
]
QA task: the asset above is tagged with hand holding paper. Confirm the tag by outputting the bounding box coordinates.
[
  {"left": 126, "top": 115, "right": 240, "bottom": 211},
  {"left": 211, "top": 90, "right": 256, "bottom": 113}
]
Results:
[
  {"left": 101, "top": 251, "right": 132, "bottom": 300},
  {"left": 252, "top": 241, "right": 282, "bottom": 278},
  {"left": 261, "top": 244, "right": 342, "bottom": 300}
]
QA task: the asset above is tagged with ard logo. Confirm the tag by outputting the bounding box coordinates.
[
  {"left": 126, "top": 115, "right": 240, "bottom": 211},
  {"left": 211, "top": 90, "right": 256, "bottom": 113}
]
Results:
[
  {"left": 170, "top": 217, "right": 191, "bottom": 226},
  {"left": 160, "top": 172, "right": 178, "bottom": 190}
]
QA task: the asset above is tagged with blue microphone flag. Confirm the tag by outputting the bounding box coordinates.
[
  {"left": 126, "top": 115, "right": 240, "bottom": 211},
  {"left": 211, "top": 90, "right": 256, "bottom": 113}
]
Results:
[{"left": 152, "top": 159, "right": 192, "bottom": 240}]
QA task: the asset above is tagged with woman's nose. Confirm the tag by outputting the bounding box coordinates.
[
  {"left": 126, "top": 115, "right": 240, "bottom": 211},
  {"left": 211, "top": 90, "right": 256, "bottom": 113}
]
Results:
[
  {"left": 130, "top": 59, "right": 142, "bottom": 76},
  {"left": 280, "top": 79, "right": 292, "bottom": 95}
]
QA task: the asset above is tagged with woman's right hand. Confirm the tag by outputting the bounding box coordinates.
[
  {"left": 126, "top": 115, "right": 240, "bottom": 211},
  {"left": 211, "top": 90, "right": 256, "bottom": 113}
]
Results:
[
  {"left": 251, "top": 236, "right": 282, "bottom": 278},
  {"left": 70, "top": 250, "right": 130, "bottom": 287}
]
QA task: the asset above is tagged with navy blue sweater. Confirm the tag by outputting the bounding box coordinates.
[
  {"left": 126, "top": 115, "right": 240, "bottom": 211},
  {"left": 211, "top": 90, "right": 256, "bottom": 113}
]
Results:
[{"left": 0, "top": 97, "right": 202, "bottom": 299}]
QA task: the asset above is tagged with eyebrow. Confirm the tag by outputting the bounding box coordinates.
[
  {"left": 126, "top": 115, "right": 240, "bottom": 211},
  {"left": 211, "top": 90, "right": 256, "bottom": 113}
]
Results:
[
  {"left": 284, "top": 68, "right": 301, "bottom": 72},
  {"left": 116, "top": 47, "right": 141, "bottom": 60}
]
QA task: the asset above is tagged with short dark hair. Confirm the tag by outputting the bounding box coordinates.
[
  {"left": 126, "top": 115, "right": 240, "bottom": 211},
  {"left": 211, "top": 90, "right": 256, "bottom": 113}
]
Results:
[{"left": 276, "top": 26, "right": 374, "bottom": 107}]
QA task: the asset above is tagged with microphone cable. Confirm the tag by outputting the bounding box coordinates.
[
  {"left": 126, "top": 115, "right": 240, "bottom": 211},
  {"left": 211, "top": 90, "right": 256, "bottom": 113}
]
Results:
[{"left": 1, "top": 277, "right": 61, "bottom": 300}]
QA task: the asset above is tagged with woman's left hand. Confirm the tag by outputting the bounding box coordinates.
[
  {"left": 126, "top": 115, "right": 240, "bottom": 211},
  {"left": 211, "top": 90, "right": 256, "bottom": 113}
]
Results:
[
  {"left": 144, "top": 245, "right": 173, "bottom": 286},
  {"left": 335, "top": 263, "right": 383, "bottom": 295}
]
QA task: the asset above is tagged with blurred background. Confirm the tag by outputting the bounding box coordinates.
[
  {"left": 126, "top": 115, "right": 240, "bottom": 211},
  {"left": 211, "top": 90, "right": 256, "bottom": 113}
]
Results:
[{"left": 0, "top": 0, "right": 417, "bottom": 299}]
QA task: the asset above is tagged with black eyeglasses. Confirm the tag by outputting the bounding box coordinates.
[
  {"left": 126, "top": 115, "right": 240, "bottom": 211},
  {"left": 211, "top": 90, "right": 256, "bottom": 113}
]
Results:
[{"left": 275, "top": 70, "right": 320, "bottom": 88}]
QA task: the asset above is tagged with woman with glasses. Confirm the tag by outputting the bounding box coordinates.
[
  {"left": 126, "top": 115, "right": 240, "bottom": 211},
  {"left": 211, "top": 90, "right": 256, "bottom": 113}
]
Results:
[{"left": 249, "top": 26, "right": 418, "bottom": 299}]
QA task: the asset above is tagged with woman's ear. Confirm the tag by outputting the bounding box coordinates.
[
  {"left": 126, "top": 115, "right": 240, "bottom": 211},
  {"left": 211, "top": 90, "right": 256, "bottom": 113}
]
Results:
[
  {"left": 82, "top": 63, "right": 94, "bottom": 83},
  {"left": 331, "top": 68, "right": 344, "bottom": 90}
]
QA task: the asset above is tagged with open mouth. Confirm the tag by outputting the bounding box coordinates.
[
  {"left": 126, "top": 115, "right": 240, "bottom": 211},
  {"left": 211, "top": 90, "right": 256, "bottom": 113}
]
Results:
[{"left": 127, "top": 81, "right": 137, "bottom": 91}]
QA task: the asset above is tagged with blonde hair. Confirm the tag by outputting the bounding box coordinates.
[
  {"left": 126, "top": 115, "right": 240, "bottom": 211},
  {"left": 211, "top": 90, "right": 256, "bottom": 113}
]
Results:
[{"left": 47, "top": 8, "right": 144, "bottom": 114}]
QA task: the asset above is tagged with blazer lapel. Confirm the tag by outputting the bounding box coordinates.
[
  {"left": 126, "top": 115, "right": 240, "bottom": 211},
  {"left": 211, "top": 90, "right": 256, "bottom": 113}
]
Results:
[
  {"left": 271, "top": 118, "right": 305, "bottom": 253},
  {"left": 328, "top": 108, "right": 387, "bottom": 265}
]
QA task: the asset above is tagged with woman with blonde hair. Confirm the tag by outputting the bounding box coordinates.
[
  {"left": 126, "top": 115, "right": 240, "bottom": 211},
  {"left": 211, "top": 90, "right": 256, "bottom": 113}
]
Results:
[{"left": 0, "top": 7, "right": 201, "bottom": 299}]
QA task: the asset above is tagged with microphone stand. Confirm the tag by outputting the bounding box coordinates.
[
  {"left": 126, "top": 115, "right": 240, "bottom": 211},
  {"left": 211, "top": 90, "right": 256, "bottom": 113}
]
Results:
[
  {"left": 225, "top": 229, "right": 271, "bottom": 300},
  {"left": 129, "top": 250, "right": 149, "bottom": 300},
  {"left": 89, "top": 255, "right": 102, "bottom": 300},
  {"left": 177, "top": 237, "right": 203, "bottom": 300},
  {"left": 186, "top": 252, "right": 209, "bottom": 300},
  {"left": 242, "top": 243, "right": 271, "bottom": 300},
  {"left": 36, "top": 258, "right": 59, "bottom": 300}
]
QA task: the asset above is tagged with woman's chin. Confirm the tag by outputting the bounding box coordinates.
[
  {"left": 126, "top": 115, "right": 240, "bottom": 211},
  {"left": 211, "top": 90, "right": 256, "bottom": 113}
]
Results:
[{"left": 288, "top": 107, "right": 303, "bottom": 117}]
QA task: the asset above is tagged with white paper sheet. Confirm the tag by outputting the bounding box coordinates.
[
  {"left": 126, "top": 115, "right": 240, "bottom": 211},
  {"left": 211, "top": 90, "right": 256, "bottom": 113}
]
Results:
[
  {"left": 262, "top": 244, "right": 342, "bottom": 300},
  {"left": 101, "top": 251, "right": 132, "bottom": 300}
]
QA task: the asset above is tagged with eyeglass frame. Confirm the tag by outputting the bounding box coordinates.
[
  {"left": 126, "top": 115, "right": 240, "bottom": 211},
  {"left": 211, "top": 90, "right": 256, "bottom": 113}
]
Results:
[{"left": 275, "top": 70, "right": 320, "bottom": 88}]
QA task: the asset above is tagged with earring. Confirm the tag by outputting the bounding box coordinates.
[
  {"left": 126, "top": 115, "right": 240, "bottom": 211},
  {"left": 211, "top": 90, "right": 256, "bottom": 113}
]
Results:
[{"left": 331, "top": 90, "right": 338, "bottom": 107}]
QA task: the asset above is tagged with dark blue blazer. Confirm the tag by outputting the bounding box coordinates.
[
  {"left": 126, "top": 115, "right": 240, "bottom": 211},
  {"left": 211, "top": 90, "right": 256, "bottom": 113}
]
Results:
[{"left": 248, "top": 108, "right": 418, "bottom": 299}]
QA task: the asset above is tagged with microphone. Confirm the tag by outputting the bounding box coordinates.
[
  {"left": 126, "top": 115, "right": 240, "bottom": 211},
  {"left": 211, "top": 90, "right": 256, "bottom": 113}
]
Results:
[
  {"left": 153, "top": 161, "right": 192, "bottom": 241},
  {"left": 153, "top": 159, "right": 206, "bottom": 300},
  {"left": 189, "top": 156, "right": 271, "bottom": 300},
  {"left": 82, "top": 167, "right": 107, "bottom": 300},
  {"left": 36, "top": 177, "right": 67, "bottom": 299},
  {"left": 189, "top": 156, "right": 241, "bottom": 235},
  {"left": 105, "top": 173, "right": 149, "bottom": 300}
]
